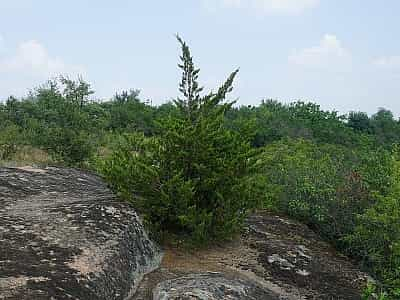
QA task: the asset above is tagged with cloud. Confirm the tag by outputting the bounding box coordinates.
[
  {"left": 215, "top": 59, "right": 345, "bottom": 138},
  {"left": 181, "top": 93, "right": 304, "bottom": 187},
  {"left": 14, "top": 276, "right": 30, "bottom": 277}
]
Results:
[
  {"left": 203, "top": 0, "right": 319, "bottom": 15},
  {"left": 0, "top": 39, "right": 84, "bottom": 77},
  {"left": 373, "top": 56, "right": 400, "bottom": 70},
  {"left": 0, "top": 38, "right": 85, "bottom": 98},
  {"left": 288, "top": 34, "right": 350, "bottom": 70}
]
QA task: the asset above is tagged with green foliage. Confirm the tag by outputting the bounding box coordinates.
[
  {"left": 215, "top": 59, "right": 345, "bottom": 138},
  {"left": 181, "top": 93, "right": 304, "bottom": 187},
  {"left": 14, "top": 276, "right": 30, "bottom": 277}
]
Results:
[
  {"left": 100, "top": 36, "right": 257, "bottom": 243},
  {"left": 348, "top": 111, "right": 371, "bottom": 133},
  {"left": 103, "top": 89, "right": 156, "bottom": 134},
  {"left": 227, "top": 100, "right": 373, "bottom": 148},
  {"left": 258, "top": 138, "right": 399, "bottom": 297},
  {"left": 27, "top": 78, "right": 96, "bottom": 165},
  {"left": 345, "top": 152, "right": 400, "bottom": 297},
  {"left": 362, "top": 283, "right": 390, "bottom": 300},
  {"left": 40, "top": 127, "right": 94, "bottom": 165},
  {"left": 347, "top": 194, "right": 400, "bottom": 297},
  {"left": 370, "top": 109, "right": 400, "bottom": 146},
  {"left": 0, "top": 35, "right": 399, "bottom": 298},
  {"left": 258, "top": 139, "right": 376, "bottom": 241},
  {"left": 0, "top": 124, "right": 24, "bottom": 160},
  {"left": 59, "top": 75, "right": 94, "bottom": 108}
]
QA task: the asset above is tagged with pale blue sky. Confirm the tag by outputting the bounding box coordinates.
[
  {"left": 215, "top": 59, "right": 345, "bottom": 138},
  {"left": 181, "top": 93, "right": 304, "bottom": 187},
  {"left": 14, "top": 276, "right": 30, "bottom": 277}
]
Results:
[{"left": 0, "top": 1, "right": 399, "bottom": 115}]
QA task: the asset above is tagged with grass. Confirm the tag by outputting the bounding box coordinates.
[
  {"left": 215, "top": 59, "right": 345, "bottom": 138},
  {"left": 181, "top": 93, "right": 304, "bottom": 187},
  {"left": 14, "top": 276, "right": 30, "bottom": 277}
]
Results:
[{"left": 0, "top": 146, "right": 53, "bottom": 167}]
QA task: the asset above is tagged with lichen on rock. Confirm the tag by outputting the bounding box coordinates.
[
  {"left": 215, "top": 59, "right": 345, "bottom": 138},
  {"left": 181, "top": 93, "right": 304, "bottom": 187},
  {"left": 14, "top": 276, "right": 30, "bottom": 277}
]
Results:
[
  {"left": 134, "top": 212, "right": 369, "bottom": 300},
  {"left": 152, "top": 272, "right": 281, "bottom": 300},
  {"left": 0, "top": 167, "right": 162, "bottom": 300},
  {"left": 0, "top": 166, "right": 370, "bottom": 300}
]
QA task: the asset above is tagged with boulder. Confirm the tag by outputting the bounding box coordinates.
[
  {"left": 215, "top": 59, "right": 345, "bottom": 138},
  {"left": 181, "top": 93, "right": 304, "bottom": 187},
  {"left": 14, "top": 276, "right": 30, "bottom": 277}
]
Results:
[
  {"left": 0, "top": 167, "right": 162, "bottom": 300},
  {"left": 152, "top": 272, "right": 280, "bottom": 300},
  {"left": 243, "top": 213, "right": 369, "bottom": 299}
]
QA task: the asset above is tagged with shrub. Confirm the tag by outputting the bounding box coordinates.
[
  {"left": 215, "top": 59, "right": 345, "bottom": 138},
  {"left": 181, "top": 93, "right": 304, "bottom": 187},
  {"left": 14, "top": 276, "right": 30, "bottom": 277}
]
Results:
[
  {"left": 0, "top": 124, "right": 23, "bottom": 160},
  {"left": 345, "top": 152, "right": 400, "bottom": 298},
  {"left": 100, "top": 36, "right": 257, "bottom": 243},
  {"left": 362, "top": 283, "right": 390, "bottom": 300},
  {"left": 41, "top": 127, "right": 94, "bottom": 165},
  {"left": 258, "top": 139, "right": 379, "bottom": 243},
  {"left": 259, "top": 138, "right": 398, "bottom": 297},
  {"left": 27, "top": 77, "right": 97, "bottom": 166}
]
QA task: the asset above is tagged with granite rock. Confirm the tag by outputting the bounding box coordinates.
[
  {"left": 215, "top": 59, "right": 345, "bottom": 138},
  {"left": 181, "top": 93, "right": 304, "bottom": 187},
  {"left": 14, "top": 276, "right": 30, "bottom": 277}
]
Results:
[{"left": 0, "top": 166, "right": 162, "bottom": 300}]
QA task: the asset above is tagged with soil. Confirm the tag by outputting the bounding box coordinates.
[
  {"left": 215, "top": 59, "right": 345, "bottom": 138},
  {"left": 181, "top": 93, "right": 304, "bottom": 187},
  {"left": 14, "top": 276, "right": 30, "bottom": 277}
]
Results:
[{"left": 133, "top": 211, "right": 370, "bottom": 300}]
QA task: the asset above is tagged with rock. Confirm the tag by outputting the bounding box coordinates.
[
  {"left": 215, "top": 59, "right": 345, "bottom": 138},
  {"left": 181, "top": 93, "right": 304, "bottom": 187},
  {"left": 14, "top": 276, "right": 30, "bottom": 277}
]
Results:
[
  {"left": 152, "top": 272, "right": 280, "bottom": 300},
  {"left": 244, "top": 213, "right": 368, "bottom": 299},
  {"left": 0, "top": 166, "right": 370, "bottom": 300},
  {"left": 0, "top": 167, "right": 162, "bottom": 300},
  {"left": 134, "top": 212, "right": 369, "bottom": 300}
]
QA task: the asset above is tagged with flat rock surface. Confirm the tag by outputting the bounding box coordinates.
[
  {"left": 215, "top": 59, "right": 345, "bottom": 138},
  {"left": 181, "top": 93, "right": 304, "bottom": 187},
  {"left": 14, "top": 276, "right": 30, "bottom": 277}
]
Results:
[
  {"left": 152, "top": 272, "right": 280, "bottom": 300},
  {"left": 0, "top": 167, "right": 162, "bottom": 300},
  {"left": 134, "top": 211, "right": 369, "bottom": 300}
]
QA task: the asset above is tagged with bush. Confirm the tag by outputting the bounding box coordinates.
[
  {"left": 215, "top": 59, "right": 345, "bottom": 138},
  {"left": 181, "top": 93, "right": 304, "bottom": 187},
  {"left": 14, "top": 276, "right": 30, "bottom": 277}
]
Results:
[
  {"left": 346, "top": 194, "right": 400, "bottom": 297},
  {"left": 100, "top": 36, "right": 257, "bottom": 243},
  {"left": 258, "top": 139, "right": 382, "bottom": 243},
  {"left": 259, "top": 139, "right": 399, "bottom": 297},
  {"left": 345, "top": 152, "right": 400, "bottom": 298},
  {"left": 41, "top": 127, "right": 94, "bottom": 165},
  {"left": 362, "top": 283, "right": 390, "bottom": 300},
  {"left": 26, "top": 77, "right": 97, "bottom": 166},
  {"left": 0, "top": 124, "right": 23, "bottom": 160}
]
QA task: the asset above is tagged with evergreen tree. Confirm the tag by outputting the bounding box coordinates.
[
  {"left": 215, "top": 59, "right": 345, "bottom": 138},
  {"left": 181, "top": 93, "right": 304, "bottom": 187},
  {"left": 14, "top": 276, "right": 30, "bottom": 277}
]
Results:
[{"left": 101, "top": 36, "right": 257, "bottom": 242}]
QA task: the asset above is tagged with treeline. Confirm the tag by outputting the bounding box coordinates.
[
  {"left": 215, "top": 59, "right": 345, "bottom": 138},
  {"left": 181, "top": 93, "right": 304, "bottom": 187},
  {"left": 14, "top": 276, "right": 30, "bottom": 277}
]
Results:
[
  {"left": 0, "top": 78, "right": 166, "bottom": 164},
  {"left": 2, "top": 79, "right": 400, "bottom": 164},
  {"left": 1, "top": 40, "right": 399, "bottom": 298}
]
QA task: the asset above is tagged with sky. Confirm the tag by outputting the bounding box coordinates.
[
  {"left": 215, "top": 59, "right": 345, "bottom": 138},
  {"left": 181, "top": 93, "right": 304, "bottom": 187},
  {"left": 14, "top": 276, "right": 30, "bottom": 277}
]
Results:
[{"left": 0, "top": 0, "right": 399, "bottom": 116}]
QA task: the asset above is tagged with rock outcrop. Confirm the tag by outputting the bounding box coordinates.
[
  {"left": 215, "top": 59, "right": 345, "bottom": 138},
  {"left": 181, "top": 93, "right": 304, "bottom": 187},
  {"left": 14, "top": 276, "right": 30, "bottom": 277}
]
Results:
[
  {"left": 134, "top": 212, "right": 370, "bottom": 300},
  {"left": 0, "top": 166, "right": 370, "bottom": 300},
  {"left": 0, "top": 167, "right": 162, "bottom": 300},
  {"left": 152, "top": 272, "right": 281, "bottom": 300}
]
